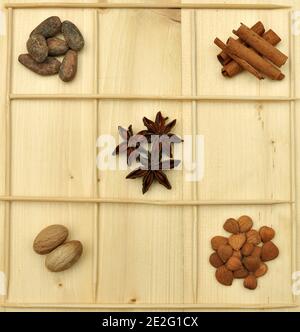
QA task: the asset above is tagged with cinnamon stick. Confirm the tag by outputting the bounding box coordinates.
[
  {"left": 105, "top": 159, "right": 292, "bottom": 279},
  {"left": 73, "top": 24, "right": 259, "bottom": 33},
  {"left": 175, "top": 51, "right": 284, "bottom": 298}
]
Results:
[
  {"left": 222, "top": 29, "right": 281, "bottom": 78},
  {"left": 217, "top": 21, "right": 265, "bottom": 66},
  {"left": 214, "top": 38, "right": 264, "bottom": 80},
  {"left": 233, "top": 23, "right": 288, "bottom": 67},
  {"left": 226, "top": 37, "right": 284, "bottom": 80}
]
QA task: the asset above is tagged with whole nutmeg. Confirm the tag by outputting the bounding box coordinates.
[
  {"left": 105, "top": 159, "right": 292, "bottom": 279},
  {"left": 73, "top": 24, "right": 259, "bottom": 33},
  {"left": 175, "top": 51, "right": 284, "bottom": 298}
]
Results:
[
  {"left": 246, "top": 230, "right": 261, "bottom": 245},
  {"left": 254, "top": 262, "right": 268, "bottom": 278},
  {"left": 217, "top": 244, "right": 233, "bottom": 262},
  {"left": 261, "top": 241, "right": 279, "bottom": 262},
  {"left": 45, "top": 240, "right": 83, "bottom": 272},
  {"left": 228, "top": 233, "right": 246, "bottom": 251},
  {"left": 241, "top": 242, "right": 254, "bottom": 256},
  {"left": 251, "top": 246, "right": 262, "bottom": 258},
  {"left": 238, "top": 215, "right": 253, "bottom": 233},
  {"left": 33, "top": 224, "right": 69, "bottom": 255},
  {"left": 223, "top": 218, "right": 239, "bottom": 234},
  {"left": 233, "top": 267, "right": 249, "bottom": 279},
  {"left": 244, "top": 275, "right": 258, "bottom": 290},
  {"left": 259, "top": 226, "right": 275, "bottom": 243},
  {"left": 209, "top": 252, "right": 223, "bottom": 268},
  {"left": 243, "top": 256, "right": 261, "bottom": 272},
  {"left": 215, "top": 265, "right": 234, "bottom": 286},
  {"left": 226, "top": 257, "right": 242, "bottom": 271},
  {"left": 211, "top": 236, "right": 228, "bottom": 251}
]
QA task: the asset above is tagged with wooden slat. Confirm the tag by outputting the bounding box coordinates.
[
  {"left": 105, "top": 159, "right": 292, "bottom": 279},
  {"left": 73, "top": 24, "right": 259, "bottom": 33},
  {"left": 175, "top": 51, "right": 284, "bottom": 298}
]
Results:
[
  {"left": 9, "top": 93, "right": 297, "bottom": 101},
  {"left": 4, "top": 2, "right": 292, "bottom": 10}
]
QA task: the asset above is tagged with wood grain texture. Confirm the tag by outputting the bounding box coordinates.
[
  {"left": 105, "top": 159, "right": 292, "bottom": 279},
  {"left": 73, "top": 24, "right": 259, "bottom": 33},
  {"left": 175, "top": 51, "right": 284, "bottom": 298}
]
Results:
[
  {"left": 0, "top": 0, "right": 300, "bottom": 311},
  {"left": 11, "top": 100, "right": 97, "bottom": 197},
  {"left": 8, "top": 202, "right": 95, "bottom": 304}
]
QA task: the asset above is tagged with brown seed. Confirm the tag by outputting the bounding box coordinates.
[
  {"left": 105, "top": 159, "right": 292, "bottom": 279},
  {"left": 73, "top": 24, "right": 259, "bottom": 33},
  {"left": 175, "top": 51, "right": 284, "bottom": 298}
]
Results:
[
  {"left": 233, "top": 267, "right": 249, "bottom": 279},
  {"left": 244, "top": 275, "right": 258, "bottom": 290},
  {"left": 47, "top": 37, "right": 69, "bottom": 56},
  {"left": 45, "top": 240, "right": 83, "bottom": 272},
  {"left": 33, "top": 224, "right": 68, "bottom": 255},
  {"left": 26, "top": 34, "right": 48, "bottom": 63},
  {"left": 215, "top": 265, "right": 234, "bottom": 286},
  {"left": 217, "top": 244, "right": 233, "bottom": 263},
  {"left": 238, "top": 215, "right": 253, "bottom": 232},
  {"left": 62, "top": 20, "right": 84, "bottom": 51},
  {"left": 243, "top": 256, "right": 261, "bottom": 272},
  {"left": 254, "top": 262, "right": 268, "bottom": 278},
  {"left": 251, "top": 245, "right": 262, "bottom": 258},
  {"left": 59, "top": 50, "right": 78, "bottom": 82},
  {"left": 209, "top": 252, "right": 223, "bottom": 268},
  {"left": 232, "top": 250, "right": 242, "bottom": 259},
  {"left": 246, "top": 230, "right": 261, "bottom": 245},
  {"left": 223, "top": 218, "right": 240, "bottom": 234},
  {"left": 226, "top": 256, "right": 242, "bottom": 271},
  {"left": 259, "top": 226, "right": 275, "bottom": 243},
  {"left": 228, "top": 233, "right": 246, "bottom": 251},
  {"left": 211, "top": 236, "right": 228, "bottom": 251},
  {"left": 31, "top": 16, "right": 62, "bottom": 38},
  {"left": 18, "top": 54, "right": 61, "bottom": 76},
  {"left": 241, "top": 242, "right": 254, "bottom": 256},
  {"left": 261, "top": 241, "right": 279, "bottom": 262}
]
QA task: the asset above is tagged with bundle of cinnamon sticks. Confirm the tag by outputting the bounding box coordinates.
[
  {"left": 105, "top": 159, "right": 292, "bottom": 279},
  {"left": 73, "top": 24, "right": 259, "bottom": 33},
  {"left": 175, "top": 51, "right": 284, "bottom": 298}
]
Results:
[{"left": 214, "top": 22, "right": 288, "bottom": 80}]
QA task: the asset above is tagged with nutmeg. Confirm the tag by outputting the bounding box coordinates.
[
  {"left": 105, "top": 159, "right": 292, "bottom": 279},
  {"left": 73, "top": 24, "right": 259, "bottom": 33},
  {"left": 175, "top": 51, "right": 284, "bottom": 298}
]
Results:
[
  {"left": 244, "top": 275, "right": 258, "bottom": 290},
  {"left": 223, "top": 218, "right": 239, "bottom": 234},
  {"left": 238, "top": 215, "right": 253, "bottom": 232},
  {"left": 259, "top": 226, "right": 275, "bottom": 243},
  {"left": 211, "top": 236, "right": 228, "bottom": 251},
  {"left": 246, "top": 230, "right": 261, "bottom": 245}
]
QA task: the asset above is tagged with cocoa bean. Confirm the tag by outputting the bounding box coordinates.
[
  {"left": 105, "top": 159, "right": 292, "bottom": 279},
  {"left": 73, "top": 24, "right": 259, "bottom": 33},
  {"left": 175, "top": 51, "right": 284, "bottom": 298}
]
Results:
[
  {"left": 18, "top": 54, "right": 61, "bottom": 76},
  {"left": 30, "top": 16, "right": 61, "bottom": 38},
  {"left": 59, "top": 50, "right": 78, "bottom": 82},
  {"left": 62, "top": 21, "right": 84, "bottom": 51},
  {"left": 26, "top": 34, "right": 48, "bottom": 63},
  {"left": 47, "top": 37, "right": 69, "bottom": 56}
]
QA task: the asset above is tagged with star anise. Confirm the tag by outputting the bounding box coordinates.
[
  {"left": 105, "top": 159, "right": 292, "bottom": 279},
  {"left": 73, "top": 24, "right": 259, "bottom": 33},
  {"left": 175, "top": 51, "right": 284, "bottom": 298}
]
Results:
[
  {"left": 126, "top": 151, "right": 181, "bottom": 194},
  {"left": 138, "top": 111, "right": 183, "bottom": 158},
  {"left": 112, "top": 125, "right": 144, "bottom": 165}
]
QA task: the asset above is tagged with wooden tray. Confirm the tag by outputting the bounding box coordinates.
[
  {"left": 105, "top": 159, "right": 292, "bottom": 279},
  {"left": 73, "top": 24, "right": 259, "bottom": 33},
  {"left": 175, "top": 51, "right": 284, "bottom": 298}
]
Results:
[{"left": 0, "top": 0, "right": 300, "bottom": 311}]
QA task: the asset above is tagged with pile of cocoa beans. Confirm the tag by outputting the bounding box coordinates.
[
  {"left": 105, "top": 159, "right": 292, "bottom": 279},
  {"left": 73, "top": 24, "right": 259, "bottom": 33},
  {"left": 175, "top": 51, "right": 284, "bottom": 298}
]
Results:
[{"left": 18, "top": 16, "right": 85, "bottom": 82}]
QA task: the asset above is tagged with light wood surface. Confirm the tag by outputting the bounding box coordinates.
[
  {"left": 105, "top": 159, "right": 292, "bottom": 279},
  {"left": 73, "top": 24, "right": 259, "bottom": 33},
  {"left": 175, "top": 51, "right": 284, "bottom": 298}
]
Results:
[{"left": 0, "top": 0, "right": 300, "bottom": 311}]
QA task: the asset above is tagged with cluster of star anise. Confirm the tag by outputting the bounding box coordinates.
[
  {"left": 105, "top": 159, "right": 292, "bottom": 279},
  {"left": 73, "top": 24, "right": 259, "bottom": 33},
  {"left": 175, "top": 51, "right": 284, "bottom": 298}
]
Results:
[{"left": 112, "top": 112, "right": 183, "bottom": 194}]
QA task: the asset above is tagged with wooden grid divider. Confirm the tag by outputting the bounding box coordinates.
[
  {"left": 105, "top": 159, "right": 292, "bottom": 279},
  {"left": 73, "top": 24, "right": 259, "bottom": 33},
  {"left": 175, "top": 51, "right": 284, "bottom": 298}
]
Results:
[
  {"left": 1, "top": 302, "right": 298, "bottom": 310},
  {"left": 190, "top": 8, "right": 199, "bottom": 303},
  {"left": 289, "top": 9, "right": 297, "bottom": 305},
  {"left": 4, "top": 2, "right": 292, "bottom": 10},
  {"left": 4, "top": 7, "right": 13, "bottom": 306},
  {"left": 1, "top": 2, "right": 297, "bottom": 309},
  {"left": 92, "top": 9, "right": 100, "bottom": 304},
  {"left": 8, "top": 94, "right": 297, "bottom": 102},
  {"left": 0, "top": 196, "right": 293, "bottom": 206}
]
